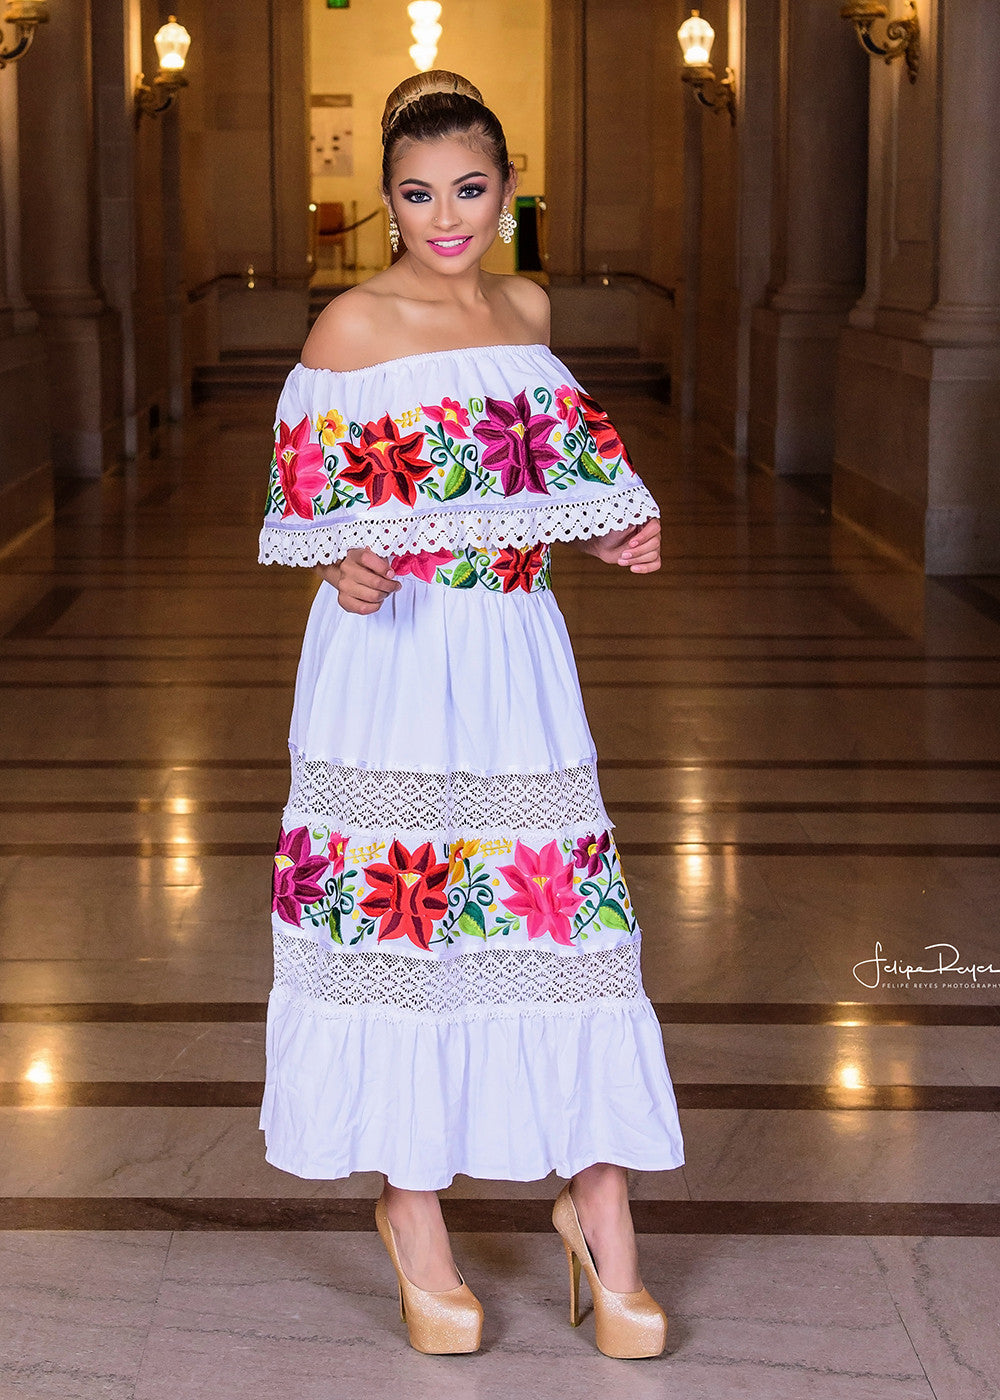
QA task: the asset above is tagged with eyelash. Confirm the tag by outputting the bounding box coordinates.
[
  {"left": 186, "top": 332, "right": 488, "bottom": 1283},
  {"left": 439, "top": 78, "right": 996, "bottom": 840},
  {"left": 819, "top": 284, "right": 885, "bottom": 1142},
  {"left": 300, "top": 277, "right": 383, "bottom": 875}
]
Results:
[{"left": 402, "top": 184, "right": 487, "bottom": 203}]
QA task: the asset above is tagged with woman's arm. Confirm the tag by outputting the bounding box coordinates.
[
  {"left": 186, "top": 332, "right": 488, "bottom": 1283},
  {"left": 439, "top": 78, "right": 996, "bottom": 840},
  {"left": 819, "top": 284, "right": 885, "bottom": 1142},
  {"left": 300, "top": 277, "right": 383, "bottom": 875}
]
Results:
[{"left": 574, "top": 518, "right": 661, "bottom": 574}]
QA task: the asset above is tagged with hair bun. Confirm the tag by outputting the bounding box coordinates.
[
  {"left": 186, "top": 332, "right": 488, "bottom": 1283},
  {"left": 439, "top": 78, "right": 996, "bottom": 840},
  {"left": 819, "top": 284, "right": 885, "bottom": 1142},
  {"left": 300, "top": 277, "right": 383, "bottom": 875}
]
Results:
[{"left": 381, "top": 70, "right": 486, "bottom": 138}]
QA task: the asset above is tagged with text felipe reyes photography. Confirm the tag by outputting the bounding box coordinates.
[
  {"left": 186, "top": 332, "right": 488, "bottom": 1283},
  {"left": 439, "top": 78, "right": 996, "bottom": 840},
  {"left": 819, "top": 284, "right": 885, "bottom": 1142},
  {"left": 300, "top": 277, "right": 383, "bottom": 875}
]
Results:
[{"left": 852, "top": 941, "right": 1000, "bottom": 990}]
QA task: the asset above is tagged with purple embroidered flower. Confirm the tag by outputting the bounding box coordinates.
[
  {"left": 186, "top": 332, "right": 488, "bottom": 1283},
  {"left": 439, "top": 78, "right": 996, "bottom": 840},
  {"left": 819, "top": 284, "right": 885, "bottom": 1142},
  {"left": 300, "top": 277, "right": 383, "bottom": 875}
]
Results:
[
  {"left": 571, "top": 831, "right": 611, "bottom": 878},
  {"left": 472, "top": 391, "right": 560, "bottom": 496},
  {"left": 272, "top": 826, "right": 329, "bottom": 926}
]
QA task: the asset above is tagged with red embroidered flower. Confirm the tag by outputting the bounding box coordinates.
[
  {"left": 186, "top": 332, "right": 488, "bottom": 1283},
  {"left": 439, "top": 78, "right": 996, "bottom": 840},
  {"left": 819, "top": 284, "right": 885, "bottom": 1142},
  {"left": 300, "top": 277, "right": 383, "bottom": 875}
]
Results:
[
  {"left": 360, "top": 839, "right": 450, "bottom": 950},
  {"left": 491, "top": 544, "right": 548, "bottom": 593},
  {"left": 327, "top": 831, "right": 349, "bottom": 876},
  {"left": 338, "top": 414, "right": 434, "bottom": 507},
  {"left": 498, "top": 840, "right": 584, "bottom": 946},
  {"left": 571, "top": 831, "right": 611, "bottom": 878},
  {"left": 423, "top": 397, "right": 471, "bottom": 439},
  {"left": 272, "top": 826, "right": 330, "bottom": 926},
  {"left": 472, "top": 391, "right": 560, "bottom": 496},
  {"left": 275, "top": 417, "right": 328, "bottom": 520},
  {"left": 577, "top": 391, "right": 633, "bottom": 465},
  {"left": 554, "top": 384, "right": 580, "bottom": 430}
]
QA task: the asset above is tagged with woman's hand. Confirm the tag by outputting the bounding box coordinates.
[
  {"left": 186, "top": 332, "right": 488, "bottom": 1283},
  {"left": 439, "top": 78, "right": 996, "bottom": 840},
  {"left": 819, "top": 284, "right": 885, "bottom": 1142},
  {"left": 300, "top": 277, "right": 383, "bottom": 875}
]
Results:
[
  {"left": 316, "top": 549, "right": 401, "bottom": 615},
  {"left": 580, "top": 518, "right": 661, "bottom": 573}
]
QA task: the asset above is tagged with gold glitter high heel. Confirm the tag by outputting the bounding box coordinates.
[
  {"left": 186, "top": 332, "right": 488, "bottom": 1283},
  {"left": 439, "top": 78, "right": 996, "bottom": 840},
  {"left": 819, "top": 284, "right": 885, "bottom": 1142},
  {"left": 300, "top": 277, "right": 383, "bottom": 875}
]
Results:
[
  {"left": 552, "top": 1184, "right": 667, "bottom": 1359},
  {"left": 374, "top": 1194, "right": 483, "bottom": 1354}
]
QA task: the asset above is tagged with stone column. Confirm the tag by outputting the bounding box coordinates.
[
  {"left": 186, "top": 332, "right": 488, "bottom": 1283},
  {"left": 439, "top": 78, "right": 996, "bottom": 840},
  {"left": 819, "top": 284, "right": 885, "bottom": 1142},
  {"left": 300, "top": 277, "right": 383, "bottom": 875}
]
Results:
[
  {"left": 920, "top": 0, "right": 1000, "bottom": 570},
  {"left": 748, "top": 0, "right": 868, "bottom": 475},
  {"left": 0, "top": 60, "right": 53, "bottom": 547},
  {"left": 18, "top": 0, "right": 121, "bottom": 476}
]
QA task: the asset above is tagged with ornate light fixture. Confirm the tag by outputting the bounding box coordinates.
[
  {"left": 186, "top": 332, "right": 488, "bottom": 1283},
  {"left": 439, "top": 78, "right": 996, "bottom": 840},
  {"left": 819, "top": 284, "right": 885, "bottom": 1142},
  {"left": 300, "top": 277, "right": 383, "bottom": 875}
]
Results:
[
  {"left": 408, "top": 1, "right": 441, "bottom": 73},
  {"left": 135, "top": 16, "right": 192, "bottom": 118},
  {"left": 0, "top": 0, "right": 48, "bottom": 70},
  {"left": 840, "top": 1, "right": 919, "bottom": 83},
  {"left": 678, "top": 11, "right": 736, "bottom": 125}
]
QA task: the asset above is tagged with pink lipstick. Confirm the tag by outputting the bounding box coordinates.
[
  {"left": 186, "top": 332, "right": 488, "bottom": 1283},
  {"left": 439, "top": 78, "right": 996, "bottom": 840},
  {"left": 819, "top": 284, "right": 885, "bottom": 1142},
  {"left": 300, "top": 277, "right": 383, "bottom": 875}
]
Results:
[{"left": 427, "top": 236, "right": 473, "bottom": 257}]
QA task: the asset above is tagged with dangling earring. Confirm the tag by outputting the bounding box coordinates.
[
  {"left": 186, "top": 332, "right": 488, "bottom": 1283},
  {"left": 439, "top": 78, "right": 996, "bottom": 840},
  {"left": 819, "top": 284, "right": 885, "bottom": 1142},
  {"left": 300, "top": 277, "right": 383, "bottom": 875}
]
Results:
[
  {"left": 388, "top": 208, "right": 400, "bottom": 254},
  {"left": 498, "top": 206, "right": 516, "bottom": 244}
]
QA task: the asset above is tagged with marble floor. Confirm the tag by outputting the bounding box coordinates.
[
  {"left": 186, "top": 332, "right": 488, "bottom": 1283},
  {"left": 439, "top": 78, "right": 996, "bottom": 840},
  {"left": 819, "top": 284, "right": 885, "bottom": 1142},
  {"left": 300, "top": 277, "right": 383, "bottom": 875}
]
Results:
[{"left": 1, "top": 382, "right": 999, "bottom": 1399}]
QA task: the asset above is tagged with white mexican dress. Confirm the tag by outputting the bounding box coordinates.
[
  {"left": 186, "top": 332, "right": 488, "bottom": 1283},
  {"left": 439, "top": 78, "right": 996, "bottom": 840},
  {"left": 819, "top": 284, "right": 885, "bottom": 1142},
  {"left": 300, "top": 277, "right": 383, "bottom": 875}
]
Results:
[{"left": 258, "top": 342, "right": 684, "bottom": 1190}]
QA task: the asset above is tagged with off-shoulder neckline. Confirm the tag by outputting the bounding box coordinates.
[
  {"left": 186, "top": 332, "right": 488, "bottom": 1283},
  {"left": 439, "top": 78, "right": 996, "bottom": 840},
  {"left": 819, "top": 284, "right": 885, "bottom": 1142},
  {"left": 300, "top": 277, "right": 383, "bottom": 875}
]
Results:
[{"left": 293, "top": 342, "right": 553, "bottom": 377}]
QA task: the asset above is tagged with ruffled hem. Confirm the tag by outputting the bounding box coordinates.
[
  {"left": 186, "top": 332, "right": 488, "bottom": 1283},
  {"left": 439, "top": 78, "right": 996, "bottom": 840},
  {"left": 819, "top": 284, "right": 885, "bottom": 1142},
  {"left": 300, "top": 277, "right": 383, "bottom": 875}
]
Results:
[
  {"left": 258, "top": 482, "right": 659, "bottom": 567},
  {"left": 259, "top": 992, "right": 685, "bottom": 1190}
]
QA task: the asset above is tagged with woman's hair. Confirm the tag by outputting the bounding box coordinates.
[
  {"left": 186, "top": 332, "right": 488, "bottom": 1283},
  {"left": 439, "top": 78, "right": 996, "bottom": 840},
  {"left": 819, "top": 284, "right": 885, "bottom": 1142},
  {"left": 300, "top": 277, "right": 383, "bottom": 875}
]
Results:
[{"left": 380, "top": 70, "right": 510, "bottom": 188}]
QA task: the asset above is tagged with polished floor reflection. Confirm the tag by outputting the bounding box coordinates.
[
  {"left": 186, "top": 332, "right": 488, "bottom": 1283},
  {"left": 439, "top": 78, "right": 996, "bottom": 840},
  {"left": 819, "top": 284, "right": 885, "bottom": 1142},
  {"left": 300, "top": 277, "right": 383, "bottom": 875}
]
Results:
[{"left": 1, "top": 385, "right": 999, "bottom": 1398}]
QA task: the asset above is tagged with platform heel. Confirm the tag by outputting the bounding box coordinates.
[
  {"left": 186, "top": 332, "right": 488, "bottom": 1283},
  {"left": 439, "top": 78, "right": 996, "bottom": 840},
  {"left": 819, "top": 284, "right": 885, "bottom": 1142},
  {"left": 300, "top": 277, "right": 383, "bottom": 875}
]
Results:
[
  {"left": 551, "top": 1184, "right": 667, "bottom": 1359},
  {"left": 374, "top": 1194, "right": 483, "bottom": 1355}
]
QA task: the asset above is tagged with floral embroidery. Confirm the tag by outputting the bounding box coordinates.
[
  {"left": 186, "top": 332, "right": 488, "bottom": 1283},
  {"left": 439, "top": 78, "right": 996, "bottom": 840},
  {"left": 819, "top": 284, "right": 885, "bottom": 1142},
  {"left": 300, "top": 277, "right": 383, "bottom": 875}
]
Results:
[
  {"left": 491, "top": 545, "right": 548, "bottom": 593},
  {"left": 572, "top": 831, "right": 611, "bottom": 878},
  {"left": 276, "top": 418, "right": 328, "bottom": 520},
  {"left": 339, "top": 414, "right": 435, "bottom": 507},
  {"left": 315, "top": 409, "right": 347, "bottom": 445},
  {"left": 272, "top": 822, "right": 636, "bottom": 949},
  {"left": 472, "top": 392, "right": 560, "bottom": 496},
  {"left": 359, "top": 839, "right": 451, "bottom": 949},
  {"left": 327, "top": 831, "right": 348, "bottom": 875},
  {"left": 577, "top": 391, "right": 632, "bottom": 465},
  {"left": 498, "top": 839, "right": 584, "bottom": 946},
  {"left": 554, "top": 384, "right": 580, "bottom": 430},
  {"left": 272, "top": 826, "right": 330, "bottom": 926},
  {"left": 423, "top": 397, "right": 471, "bottom": 439},
  {"left": 391, "top": 548, "right": 455, "bottom": 583}
]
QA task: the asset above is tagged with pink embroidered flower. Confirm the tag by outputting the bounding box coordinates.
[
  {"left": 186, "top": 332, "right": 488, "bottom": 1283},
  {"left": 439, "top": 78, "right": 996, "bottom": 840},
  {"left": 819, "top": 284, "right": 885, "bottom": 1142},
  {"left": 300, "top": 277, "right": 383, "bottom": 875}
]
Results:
[
  {"left": 498, "top": 839, "right": 584, "bottom": 946},
  {"left": 327, "top": 831, "right": 349, "bottom": 876},
  {"left": 275, "top": 418, "right": 328, "bottom": 520},
  {"left": 554, "top": 385, "right": 580, "bottom": 429},
  {"left": 390, "top": 548, "right": 455, "bottom": 583},
  {"left": 571, "top": 831, "right": 611, "bottom": 878},
  {"left": 360, "top": 839, "right": 451, "bottom": 950},
  {"left": 339, "top": 414, "right": 434, "bottom": 507},
  {"left": 272, "top": 825, "right": 329, "bottom": 926},
  {"left": 423, "top": 397, "right": 471, "bottom": 439},
  {"left": 472, "top": 391, "right": 560, "bottom": 496}
]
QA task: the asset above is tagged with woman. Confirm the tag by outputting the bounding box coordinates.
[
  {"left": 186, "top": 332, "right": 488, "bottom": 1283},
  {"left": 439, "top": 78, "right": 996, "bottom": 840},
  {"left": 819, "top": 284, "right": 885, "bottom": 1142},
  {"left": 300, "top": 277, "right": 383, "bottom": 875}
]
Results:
[{"left": 259, "top": 70, "right": 684, "bottom": 1359}]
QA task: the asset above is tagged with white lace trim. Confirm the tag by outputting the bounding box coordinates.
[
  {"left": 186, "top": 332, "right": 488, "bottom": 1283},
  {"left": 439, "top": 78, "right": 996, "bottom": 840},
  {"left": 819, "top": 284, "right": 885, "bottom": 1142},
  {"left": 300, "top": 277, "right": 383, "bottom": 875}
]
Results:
[
  {"left": 270, "top": 933, "right": 644, "bottom": 1024},
  {"left": 286, "top": 756, "right": 609, "bottom": 834},
  {"left": 258, "top": 484, "right": 659, "bottom": 566}
]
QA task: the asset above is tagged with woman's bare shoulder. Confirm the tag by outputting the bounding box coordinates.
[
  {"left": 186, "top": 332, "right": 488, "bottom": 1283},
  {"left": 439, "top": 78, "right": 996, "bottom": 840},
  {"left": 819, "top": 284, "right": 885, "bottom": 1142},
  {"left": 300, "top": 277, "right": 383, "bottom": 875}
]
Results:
[
  {"left": 487, "top": 272, "right": 551, "bottom": 343},
  {"left": 300, "top": 280, "right": 398, "bottom": 371}
]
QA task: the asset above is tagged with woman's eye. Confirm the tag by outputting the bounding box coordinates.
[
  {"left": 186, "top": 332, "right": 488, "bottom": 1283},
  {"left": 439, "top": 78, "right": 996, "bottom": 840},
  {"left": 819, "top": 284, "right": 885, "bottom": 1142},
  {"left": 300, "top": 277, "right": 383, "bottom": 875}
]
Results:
[
  {"left": 401, "top": 190, "right": 431, "bottom": 203},
  {"left": 458, "top": 184, "right": 487, "bottom": 198}
]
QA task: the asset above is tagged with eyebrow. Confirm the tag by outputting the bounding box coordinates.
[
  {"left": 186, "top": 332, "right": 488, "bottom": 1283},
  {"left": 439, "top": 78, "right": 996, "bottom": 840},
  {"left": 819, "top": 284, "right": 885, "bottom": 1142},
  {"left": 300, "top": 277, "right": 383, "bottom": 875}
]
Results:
[{"left": 397, "top": 171, "right": 490, "bottom": 187}]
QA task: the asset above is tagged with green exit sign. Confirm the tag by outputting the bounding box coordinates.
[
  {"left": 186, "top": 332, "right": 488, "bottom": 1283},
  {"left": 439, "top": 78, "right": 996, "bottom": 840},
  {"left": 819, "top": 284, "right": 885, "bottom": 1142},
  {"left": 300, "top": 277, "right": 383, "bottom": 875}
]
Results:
[{"left": 327, "top": 0, "right": 349, "bottom": 7}]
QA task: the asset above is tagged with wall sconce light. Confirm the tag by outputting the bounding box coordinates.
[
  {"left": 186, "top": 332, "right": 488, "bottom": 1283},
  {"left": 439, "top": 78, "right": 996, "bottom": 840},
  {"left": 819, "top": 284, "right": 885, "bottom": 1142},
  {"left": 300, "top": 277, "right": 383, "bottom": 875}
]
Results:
[
  {"left": 678, "top": 11, "right": 736, "bottom": 125},
  {"left": 841, "top": 1, "right": 919, "bottom": 83},
  {"left": 408, "top": 1, "right": 442, "bottom": 73},
  {"left": 135, "top": 16, "right": 192, "bottom": 118},
  {"left": 0, "top": 0, "right": 48, "bottom": 70}
]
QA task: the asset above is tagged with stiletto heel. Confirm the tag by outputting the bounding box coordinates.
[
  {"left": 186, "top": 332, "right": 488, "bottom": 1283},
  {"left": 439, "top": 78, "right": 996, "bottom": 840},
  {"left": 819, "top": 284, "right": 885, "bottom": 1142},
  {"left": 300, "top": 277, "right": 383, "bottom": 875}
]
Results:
[
  {"left": 552, "top": 1184, "right": 667, "bottom": 1359},
  {"left": 563, "top": 1239, "right": 582, "bottom": 1326},
  {"left": 375, "top": 1194, "right": 483, "bottom": 1354}
]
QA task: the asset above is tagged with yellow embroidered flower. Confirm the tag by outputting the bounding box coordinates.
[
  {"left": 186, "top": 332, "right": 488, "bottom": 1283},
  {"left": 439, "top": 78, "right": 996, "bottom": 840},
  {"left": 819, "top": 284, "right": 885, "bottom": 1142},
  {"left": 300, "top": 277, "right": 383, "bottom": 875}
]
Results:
[
  {"left": 448, "top": 837, "right": 480, "bottom": 884},
  {"left": 315, "top": 408, "right": 347, "bottom": 445}
]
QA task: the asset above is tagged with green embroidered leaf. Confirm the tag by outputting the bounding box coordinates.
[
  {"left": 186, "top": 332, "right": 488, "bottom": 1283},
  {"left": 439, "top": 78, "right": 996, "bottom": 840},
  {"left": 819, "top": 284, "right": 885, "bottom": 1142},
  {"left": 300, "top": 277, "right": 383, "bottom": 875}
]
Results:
[
  {"left": 449, "top": 560, "right": 478, "bottom": 589},
  {"left": 443, "top": 463, "right": 471, "bottom": 499},
  {"left": 328, "top": 909, "right": 342, "bottom": 944},
  {"left": 458, "top": 902, "right": 488, "bottom": 938},
  {"left": 597, "top": 899, "right": 631, "bottom": 932},
  {"left": 578, "top": 452, "right": 613, "bottom": 485}
]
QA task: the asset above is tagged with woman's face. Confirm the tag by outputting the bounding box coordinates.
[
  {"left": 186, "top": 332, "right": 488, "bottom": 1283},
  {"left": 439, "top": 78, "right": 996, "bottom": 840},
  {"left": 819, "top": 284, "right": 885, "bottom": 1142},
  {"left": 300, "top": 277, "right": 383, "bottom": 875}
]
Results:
[{"left": 386, "top": 134, "right": 515, "bottom": 270}]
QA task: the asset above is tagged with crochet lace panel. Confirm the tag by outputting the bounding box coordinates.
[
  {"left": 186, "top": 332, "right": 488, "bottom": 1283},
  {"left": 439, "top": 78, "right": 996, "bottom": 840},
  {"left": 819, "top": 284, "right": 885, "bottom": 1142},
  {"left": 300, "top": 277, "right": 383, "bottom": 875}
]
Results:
[
  {"left": 258, "top": 483, "right": 658, "bottom": 566},
  {"left": 270, "top": 933, "right": 645, "bottom": 1024},
  {"left": 286, "top": 756, "right": 608, "bottom": 834}
]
